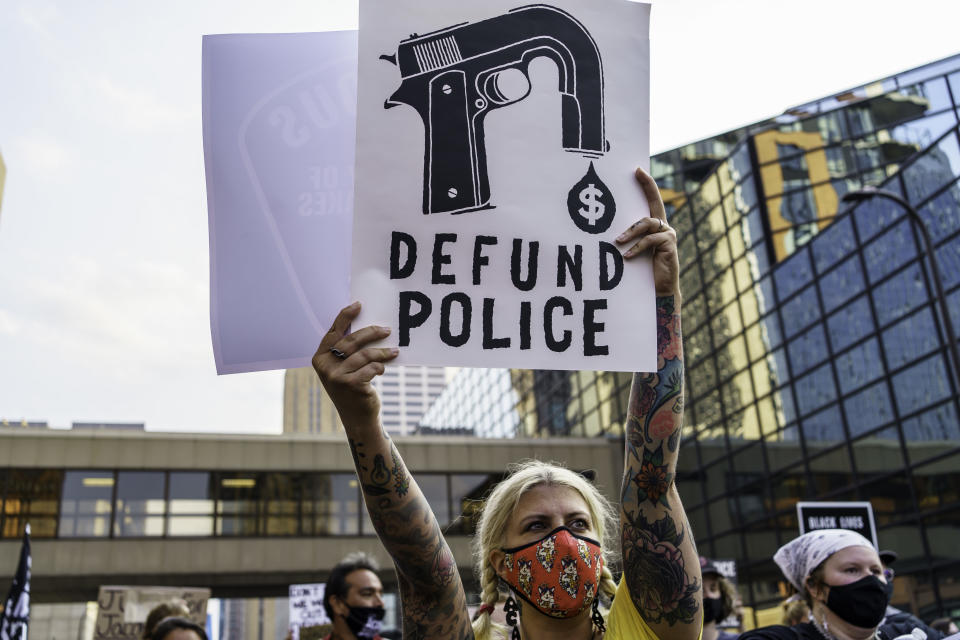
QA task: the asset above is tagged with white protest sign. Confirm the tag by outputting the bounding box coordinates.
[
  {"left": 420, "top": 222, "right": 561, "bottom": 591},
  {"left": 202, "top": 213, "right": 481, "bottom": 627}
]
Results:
[
  {"left": 288, "top": 583, "right": 329, "bottom": 640},
  {"left": 202, "top": 32, "right": 356, "bottom": 374},
  {"left": 93, "top": 585, "right": 210, "bottom": 640},
  {"left": 352, "top": 0, "right": 654, "bottom": 371}
]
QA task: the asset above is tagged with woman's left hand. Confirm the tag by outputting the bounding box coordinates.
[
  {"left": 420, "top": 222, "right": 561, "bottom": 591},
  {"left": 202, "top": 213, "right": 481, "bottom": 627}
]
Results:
[{"left": 616, "top": 167, "right": 680, "bottom": 298}]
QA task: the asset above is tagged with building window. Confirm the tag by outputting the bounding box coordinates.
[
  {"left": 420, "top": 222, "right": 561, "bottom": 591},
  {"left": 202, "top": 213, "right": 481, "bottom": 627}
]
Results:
[
  {"left": 59, "top": 470, "right": 114, "bottom": 538},
  {"left": 168, "top": 472, "right": 214, "bottom": 536},
  {"left": 1, "top": 469, "right": 62, "bottom": 538},
  {"left": 217, "top": 473, "right": 261, "bottom": 536},
  {"left": 114, "top": 471, "right": 165, "bottom": 537}
]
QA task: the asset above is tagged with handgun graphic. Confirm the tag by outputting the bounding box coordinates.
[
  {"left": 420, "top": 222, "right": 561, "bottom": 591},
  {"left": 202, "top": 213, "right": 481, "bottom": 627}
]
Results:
[{"left": 382, "top": 4, "right": 609, "bottom": 215}]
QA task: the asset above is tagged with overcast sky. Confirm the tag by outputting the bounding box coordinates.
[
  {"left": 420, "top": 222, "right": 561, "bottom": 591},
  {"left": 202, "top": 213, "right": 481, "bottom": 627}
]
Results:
[{"left": 1, "top": 0, "right": 958, "bottom": 433}]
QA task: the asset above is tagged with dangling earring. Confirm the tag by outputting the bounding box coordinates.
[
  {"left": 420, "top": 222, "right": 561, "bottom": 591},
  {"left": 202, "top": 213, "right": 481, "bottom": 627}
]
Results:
[
  {"left": 591, "top": 595, "right": 606, "bottom": 633},
  {"left": 504, "top": 593, "right": 521, "bottom": 640}
]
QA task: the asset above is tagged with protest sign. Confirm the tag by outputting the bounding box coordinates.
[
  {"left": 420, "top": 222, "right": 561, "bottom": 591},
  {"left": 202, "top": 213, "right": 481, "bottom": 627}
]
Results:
[
  {"left": 707, "top": 558, "right": 741, "bottom": 630},
  {"left": 289, "top": 583, "right": 329, "bottom": 640},
  {"left": 202, "top": 31, "right": 357, "bottom": 374},
  {"left": 352, "top": 0, "right": 654, "bottom": 371},
  {"left": 93, "top": 586, "right": 209, "bottom": 640},
  {"left": 796, "top": 501, "right": 879, "bottom": 547}
]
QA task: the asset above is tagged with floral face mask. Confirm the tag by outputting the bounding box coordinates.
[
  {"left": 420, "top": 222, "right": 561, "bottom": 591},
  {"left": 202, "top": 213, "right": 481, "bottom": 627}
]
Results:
[{"left": 498, "top": 526, "right": 604, "bottom": 619}]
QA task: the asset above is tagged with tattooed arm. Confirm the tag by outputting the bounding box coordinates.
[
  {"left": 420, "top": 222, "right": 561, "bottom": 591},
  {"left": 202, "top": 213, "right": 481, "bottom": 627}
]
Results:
[
  {"left": 313, "top": 305, "right": 474, "bottom": 640},
  {"left": 615, "top": 169, "right": 702, "bottom": 640}
]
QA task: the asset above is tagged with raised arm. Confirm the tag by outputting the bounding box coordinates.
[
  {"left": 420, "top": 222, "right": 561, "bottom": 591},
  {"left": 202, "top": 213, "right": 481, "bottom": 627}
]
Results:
[
  {"left": 616, "top": 169, "right": 702, "bottom": 640},
  {"left": 312, "top": 305, "right": 473, "bottom": 640}
]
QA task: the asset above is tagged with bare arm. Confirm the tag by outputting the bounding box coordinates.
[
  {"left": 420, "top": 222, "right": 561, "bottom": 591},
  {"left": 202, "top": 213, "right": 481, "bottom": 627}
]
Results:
[
  {"left": 616, "top": 169, "right": 702, "bottom": 640},
  {"left": 313, "top": 306, "right": 473, "bottom": 640}
]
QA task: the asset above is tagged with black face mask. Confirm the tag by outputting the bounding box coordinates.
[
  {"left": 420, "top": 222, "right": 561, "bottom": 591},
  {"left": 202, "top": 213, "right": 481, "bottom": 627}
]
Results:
[
  {"left": 825, "top": 575, "right": 889, "bottom": 629},
  {"left": 343, "top": 605, "right": 385, "bottom": 639},
  {"left": 703, "top": 597, "right": 725, "bottom": 624}
]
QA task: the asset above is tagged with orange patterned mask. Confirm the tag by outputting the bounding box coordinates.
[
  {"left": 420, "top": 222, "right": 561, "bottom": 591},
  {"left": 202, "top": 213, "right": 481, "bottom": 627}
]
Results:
[{"left": 498, "top": 526, "right": 604, "bottom": 619}]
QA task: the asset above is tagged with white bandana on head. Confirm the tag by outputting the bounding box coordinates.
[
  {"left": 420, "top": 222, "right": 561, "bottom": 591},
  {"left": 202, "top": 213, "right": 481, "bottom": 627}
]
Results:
[{"left": 774, "top": 529, "right": 876, "bottom": 591}]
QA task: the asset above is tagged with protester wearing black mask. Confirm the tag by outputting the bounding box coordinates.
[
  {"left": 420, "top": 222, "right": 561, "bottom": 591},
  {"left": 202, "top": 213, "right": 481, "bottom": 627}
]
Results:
[
  {"left": 877, "top": 549, "right": 941, "bottom": 640},
  {"left": 322, "top": 553, "right": 388, "bottom": 640},
  {"left": 701, "top": 557, "right": 739, "bottom": 640},
  {"left": 739, "top": 530, "right": 942, "bottom": 640}
]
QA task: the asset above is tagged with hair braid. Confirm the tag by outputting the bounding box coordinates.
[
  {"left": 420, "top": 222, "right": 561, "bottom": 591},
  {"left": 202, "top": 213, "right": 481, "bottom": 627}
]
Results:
[
  {"left": 472, "top": 561, "right": 509, "bottom": 640},
  {"left": 599, "top": 563, "right": 618, "bottom": 606}
]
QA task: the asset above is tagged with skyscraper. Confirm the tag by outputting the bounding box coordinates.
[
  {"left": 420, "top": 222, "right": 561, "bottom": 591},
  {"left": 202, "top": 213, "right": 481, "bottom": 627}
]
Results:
[
  {"left": 282, "top": 367, "right": 344, "bottom": 434},
  {"left": 373, "top": 365, "right": 449, "bottom": 436},
  {"left": 282, "top": 365, "right": 450, "bottom": 435}
]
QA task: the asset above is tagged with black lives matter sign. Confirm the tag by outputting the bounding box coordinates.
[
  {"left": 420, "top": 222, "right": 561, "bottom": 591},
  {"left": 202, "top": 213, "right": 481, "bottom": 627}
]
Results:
[{"left": 796, "top": 501, "right": 878, "bottom": 548}]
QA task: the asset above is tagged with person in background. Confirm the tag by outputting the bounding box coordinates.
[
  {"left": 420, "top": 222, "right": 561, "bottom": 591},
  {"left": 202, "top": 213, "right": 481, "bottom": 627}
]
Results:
[
  {"left": 878, "top": 549, "right": 942, "bottom": 640},
  {"left": 879, "top": 549, "right": 900, "bottom": 615},
  {"left": 781, "top": 597, "right": 810, "bottom": 626},
  {"left": 142, "top": 600, "right": 190, "bottom": 640},
  {"left": 149, "top": 617, "right": 207, "bottom": 640},
  {"left": 701, "top": 557, "right": 739, "bottom": 640},
  {"left": 322, "top": 552, "right": 387, "bottom": 640},
  {"left": 929, "top": 618, "right": 958, "bottom": 636},
  {"left": 738, "top": 529, "right": 940, "bottom": 640}
]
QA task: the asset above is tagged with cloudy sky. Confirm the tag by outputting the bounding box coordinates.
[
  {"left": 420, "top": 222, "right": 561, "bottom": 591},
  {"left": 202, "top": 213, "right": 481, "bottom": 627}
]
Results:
[{"left": 1, "top": 0, "right": 958, "bottom": 433}]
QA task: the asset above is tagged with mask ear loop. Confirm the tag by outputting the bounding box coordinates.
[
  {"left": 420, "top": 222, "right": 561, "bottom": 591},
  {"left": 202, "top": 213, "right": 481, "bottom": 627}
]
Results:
[{"left": 503, "top": 592, "right": 521, "bottom": 640}]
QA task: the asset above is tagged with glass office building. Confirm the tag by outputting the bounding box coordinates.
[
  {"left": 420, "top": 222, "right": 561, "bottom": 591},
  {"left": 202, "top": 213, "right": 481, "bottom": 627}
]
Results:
[{"left": 420, "top": 54, "right": 960, "bottom": 620}]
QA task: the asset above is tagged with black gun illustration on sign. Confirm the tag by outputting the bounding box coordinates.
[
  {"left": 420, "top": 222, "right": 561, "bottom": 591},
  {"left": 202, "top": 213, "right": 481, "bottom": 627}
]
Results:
[{"left": 382, "top": 4, "right": 609, "bottom": 215}]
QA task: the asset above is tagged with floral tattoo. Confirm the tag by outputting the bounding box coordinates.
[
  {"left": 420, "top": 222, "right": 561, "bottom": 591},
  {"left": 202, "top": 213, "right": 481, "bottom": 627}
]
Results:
[{"left": 621, "top": 295, "right": 700, "bottom": 628}]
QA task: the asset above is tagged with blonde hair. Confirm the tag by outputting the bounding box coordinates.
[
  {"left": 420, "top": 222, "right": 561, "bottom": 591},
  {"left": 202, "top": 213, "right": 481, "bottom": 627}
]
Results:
[{"left": 471, "top": 460, "right": 619, "bottom": 640}]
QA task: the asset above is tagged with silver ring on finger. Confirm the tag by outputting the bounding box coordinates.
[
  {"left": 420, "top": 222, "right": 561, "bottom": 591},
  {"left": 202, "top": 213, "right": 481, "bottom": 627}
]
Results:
[
  {"left": 329, "top": 347, "right": 347, "bottom": 360},
  {"left": 658, "top": 218, "right": 664, "bottom": 233}
]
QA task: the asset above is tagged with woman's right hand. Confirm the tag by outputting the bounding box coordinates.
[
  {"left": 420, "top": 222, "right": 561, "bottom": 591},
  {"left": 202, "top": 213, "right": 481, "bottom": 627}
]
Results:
[{"left": 312, "top": 302, "right": 399, "bottom": 427}]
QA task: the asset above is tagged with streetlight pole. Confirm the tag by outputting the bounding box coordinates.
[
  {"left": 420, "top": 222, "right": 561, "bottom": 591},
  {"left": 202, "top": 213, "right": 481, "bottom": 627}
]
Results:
[{"left": 842, "top": 186, "right": 960, "bottom": 390}]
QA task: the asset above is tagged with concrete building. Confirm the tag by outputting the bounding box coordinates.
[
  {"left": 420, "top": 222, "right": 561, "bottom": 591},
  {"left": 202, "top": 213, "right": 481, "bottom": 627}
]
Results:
[
  {"left": 282, "top": 367, "right": 344, "bottom": 435},
  {"left": 0, "top": 427, "right": 620, "bottom": 604}
]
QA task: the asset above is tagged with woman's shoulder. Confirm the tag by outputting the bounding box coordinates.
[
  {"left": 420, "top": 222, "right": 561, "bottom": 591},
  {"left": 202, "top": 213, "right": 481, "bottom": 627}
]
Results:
[{"left": 739, "top": 623, "right": 819, "bottom": 640}]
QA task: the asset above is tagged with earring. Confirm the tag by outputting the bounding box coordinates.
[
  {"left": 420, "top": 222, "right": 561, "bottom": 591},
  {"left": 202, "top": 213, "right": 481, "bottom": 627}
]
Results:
[
  {"left": 504, "top": 593, "right": 521, "bottom": 640},
  {"left": 591, "top": 595, "right": 606, "bottom": 633}
]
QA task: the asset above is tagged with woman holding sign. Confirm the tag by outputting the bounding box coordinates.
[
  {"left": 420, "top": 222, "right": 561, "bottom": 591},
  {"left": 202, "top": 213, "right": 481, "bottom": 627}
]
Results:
[{"left": 312, "top": 168, "right": 701, "bottom": 640}]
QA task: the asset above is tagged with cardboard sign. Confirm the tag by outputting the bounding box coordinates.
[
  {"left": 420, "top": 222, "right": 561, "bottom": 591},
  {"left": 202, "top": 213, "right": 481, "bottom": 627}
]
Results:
[
  {"left": 93, "top": 586, "right": 209, "bottom": 640},
  {"left": 202, "top": 32, "right": 357, "bottom": 374},
  {"left": 288, "top": 583, "right": 330, "bottom": 640},
  {"left": 796, "top": 501, "right": 879, "bottom": 547},
  {"left": 352, "top": 0, "right": 655, "bottom": 372}
]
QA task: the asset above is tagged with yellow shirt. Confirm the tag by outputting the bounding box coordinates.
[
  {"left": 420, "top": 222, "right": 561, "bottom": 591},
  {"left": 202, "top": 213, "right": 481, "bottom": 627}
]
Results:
[{"left": 606, "top": 577, "right": 703, "bottom": 640}]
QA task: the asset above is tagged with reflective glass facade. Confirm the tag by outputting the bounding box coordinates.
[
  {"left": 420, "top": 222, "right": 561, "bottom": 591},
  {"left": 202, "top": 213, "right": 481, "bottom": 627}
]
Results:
[
  {"left": 674, "top": 121, "right": 960, "bottom": 620},
  {"left": 412, "top": 55, "right": 960, "bottom": 621},
  {"left": 654, "top": 53, "right": 960, "bottom": 264}
]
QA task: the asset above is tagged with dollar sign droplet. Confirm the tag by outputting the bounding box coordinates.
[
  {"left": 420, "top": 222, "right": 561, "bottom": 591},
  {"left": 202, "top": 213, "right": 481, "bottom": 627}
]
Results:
[
  {"left": 578, "top": 183, "right": 606, "bottom": 226},
  {"left": 567, "top": 162, "right": 616, "bottom": 234}
]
